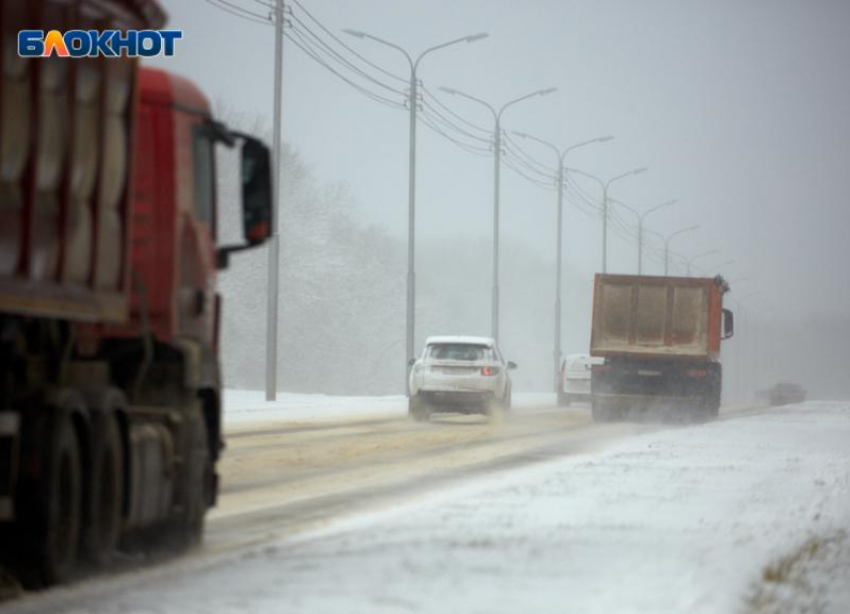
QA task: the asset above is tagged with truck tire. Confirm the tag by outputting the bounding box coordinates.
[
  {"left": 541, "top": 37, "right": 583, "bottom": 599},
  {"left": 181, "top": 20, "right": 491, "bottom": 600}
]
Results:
[
  {"left": 408, "top": 396, "right": 430, "bottom": 422},
  {"left": 591, "top": 398, "right": 610, "bottom": 422},
  {"left": 35, "top": 409, "right": 83, "bottom": 586},
  {"left": 83, "top": 409, "right": 124, "bottom": 567},
  {"left": 168, "top": 414, "right": 210, "bottom": 551}
]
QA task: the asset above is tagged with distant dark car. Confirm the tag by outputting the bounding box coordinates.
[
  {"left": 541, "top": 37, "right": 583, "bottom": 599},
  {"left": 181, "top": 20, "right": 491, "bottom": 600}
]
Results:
[{"left": 769, "top": 383, "right": 807, "bottom": 406}]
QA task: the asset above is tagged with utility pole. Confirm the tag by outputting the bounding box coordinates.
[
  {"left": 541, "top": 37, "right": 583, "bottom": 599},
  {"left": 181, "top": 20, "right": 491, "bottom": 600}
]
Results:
[
  {"left": 440, "top": 86, "right": 556, "bottom": 342},
  {"left": 512, "top": 132, "right": 613, "bottom": 392},
  {"left": 637, "top": 200, "right": 677, "bottom": 275},
  {"left": 660, "top": 225, "right": 699, "bottom": 276},
  {"left": 565, "top": 167, "right": 647, "bottom": 274},
  {"left": 345, "top": 30, "right": 487, "bottom": 388},
  {"left": 266, "top": 0, "right": 285, "bottom": 401}
]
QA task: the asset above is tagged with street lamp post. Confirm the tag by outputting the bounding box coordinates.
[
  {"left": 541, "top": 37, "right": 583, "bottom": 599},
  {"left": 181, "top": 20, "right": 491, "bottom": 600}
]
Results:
[
  {"left": 609, "top": 198, "right": 678, "bottom": 274},
  {"left": 266, "top": 0, "right": 286, "bottom": 401},
  {"left": 512, "top": 132, "right": 614, "bottom": 392},
  {"left": 647, "top": 225, "right": 699, "bottom": 276},
  {"left": 603, "top": 171, "right": 645, "bottom": 273},
  {"left": 439, "top": 86, "right": 556, "bottom": 343},
  {"left": 345, "top": 29, "right": 488, "bottom": 387},
  {"left": 564, "top": 167, "right": 648, "bottom": 273},
  {"left": 686, "top": 249, "right": 719, "bottom": 277}
]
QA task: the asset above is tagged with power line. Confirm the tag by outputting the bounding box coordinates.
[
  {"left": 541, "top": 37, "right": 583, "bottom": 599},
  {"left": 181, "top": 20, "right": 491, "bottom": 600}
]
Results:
[
  {"left": 502, "top": 150, "right": 556, "bottom": 190},
  {"left": 421, "top": 86, "right": 493, "bottom": 136},
  {"left": 205, "top": 0, "right": 272, "bottom": 25},
  {"left": 289, "top": 15, "right": 406, "bottom": 95},
  {"left": 289, "top": 0, "right": 408, "bottom": 85},
  {"left": 503, "top": 133, "right": 556, "bottom": 176},
  {"left": 285, "top": 26, "right": 406, "bottom": 110},
  {"left": 418, "top": 111, "right": 493, "bottom": 157},
  {"left": 421, "top": 100, "right": 493, "bottom": 145}
]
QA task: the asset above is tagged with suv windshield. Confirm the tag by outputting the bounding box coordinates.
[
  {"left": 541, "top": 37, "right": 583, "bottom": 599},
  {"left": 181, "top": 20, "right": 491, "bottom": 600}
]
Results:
[{"left": 426, "top": 344, "right": 491, "bottom": 361}]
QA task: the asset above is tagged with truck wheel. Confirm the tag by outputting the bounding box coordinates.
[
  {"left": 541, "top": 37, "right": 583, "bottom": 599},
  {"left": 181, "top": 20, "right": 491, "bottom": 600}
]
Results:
[
  {"left": 176, "top": 415, "right": 210, "bottom": 550},
  {"left": 700, "top": 399, "right": 720, "bottom": 421},
  {"left": 408, "top": 396, "right": 430, "bottom": 422},
  {"left": 83, "top": 410, "right": 124, "bottom": 567},
  {"left": 36, "top": 410, "right": 83, "bottom": 586},
  {"left": 591, "top": 398, "right": 610, "bottom": 422}
]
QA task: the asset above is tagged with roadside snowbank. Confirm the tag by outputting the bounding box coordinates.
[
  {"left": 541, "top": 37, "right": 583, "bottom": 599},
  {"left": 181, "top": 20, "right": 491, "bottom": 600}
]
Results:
[{"left": 222, "top": 389, "right": 557, "bottom": 426}]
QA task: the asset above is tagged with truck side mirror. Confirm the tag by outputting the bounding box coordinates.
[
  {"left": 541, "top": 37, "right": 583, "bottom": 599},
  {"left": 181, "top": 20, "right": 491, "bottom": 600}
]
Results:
[
  {"left": 507, "top": 361, "right": 518, "bottom": 370},
  {"left": 240, "top": 136, "right": 272, "bottom": 245},
  {"left": 722, "top": 308, "right": 734, "bottom": 339},
  {"left": 213, "top": 129, "right": 274, "bottom": 270}
]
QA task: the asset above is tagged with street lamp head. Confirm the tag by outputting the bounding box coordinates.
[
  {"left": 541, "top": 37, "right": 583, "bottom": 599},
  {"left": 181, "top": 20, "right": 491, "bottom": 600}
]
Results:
[
  {"left": 513, "top": 130, "right": 531, "bottom": 139},
  {"left": 537, "top": 87, "right": 558, "bottom": 97},
  {"left": 598, "top": 135, "right": 615, "bottom": 143},
  {"left": 465, "top": 32, "right": 489, "bottom": 43},
  {"left": 632, "top": 167, "right": 648, "bottom": 176},
  {"left": 342, "top": 28, "right": 365, "bottom": 38},
  {"left": 439, "top": 86, "right": 458, "bottom": 96}
]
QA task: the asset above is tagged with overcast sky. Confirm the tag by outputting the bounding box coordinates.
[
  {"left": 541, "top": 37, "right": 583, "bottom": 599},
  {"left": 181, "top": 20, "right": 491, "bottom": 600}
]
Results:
[{"left": 152, "top": 0, "right": 850, "bottom": 322}]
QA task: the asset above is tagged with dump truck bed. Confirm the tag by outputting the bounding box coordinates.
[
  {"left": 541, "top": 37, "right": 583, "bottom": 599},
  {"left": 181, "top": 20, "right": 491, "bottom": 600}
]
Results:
[
  {"left": 0, "top": 0, "right": 165, "bottom": 323},
  {"left": 590, "top": 274, "right": 726, "bottom": 362}
]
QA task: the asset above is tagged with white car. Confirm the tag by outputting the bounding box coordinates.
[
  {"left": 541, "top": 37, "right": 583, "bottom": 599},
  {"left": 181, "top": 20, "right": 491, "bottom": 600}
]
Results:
[
  {"left": 408, "top": 336, "right": 516, "bottom": 421},
  {"left": 558, "top": 353, "right": 602, "bottom": 406}
]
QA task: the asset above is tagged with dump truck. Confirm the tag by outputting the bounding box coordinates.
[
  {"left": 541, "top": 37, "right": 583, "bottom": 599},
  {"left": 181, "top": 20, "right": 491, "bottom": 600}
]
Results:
[
  {"left": 589, "top": 274, "right": 734, "bottom": 421},
  {"left": 0, "top": 0, "right": 272, "bottom": 586}
]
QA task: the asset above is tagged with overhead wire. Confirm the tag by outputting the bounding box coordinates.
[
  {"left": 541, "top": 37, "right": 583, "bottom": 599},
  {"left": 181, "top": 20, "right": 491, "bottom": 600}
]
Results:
[
  {"left": 420, "top": 86, "right": 493, "bottom": 136},
  {"left": 418, "top": 111, "right": 493, "bottom": 157},
  {"left": 285, "top": 26, "right": 406, "bottom": 109},
  {"left": 420, "top": 99, "right": 492, "bottom": 145},
  {"left": 289, "top": 0, "right": 408, "bottom": 85},
  {"left": 204, "top": 0, "right": 273, "bottom": 25},
  {"left": 204, "top": 0, "right": 662, "bottom": 236},
  {"left": 288, "top": 15, "right": 406, "bottom": 95}
]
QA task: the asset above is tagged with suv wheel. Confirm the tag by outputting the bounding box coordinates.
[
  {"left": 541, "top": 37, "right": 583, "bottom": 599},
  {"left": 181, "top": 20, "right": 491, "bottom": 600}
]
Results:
[{"left": 408, "top": 395, "right": 430, "bottom": 422}]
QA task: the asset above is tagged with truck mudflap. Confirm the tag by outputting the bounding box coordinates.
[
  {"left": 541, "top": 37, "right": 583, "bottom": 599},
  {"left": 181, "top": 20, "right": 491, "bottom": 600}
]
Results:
[{"left": 0, "top": 412, "right": 20, "bottom": 521}]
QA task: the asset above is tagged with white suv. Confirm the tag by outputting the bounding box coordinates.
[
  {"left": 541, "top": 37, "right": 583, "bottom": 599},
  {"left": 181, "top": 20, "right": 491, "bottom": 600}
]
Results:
[{"left": 408, "top": 336, "right": 516, "bottom": 421}]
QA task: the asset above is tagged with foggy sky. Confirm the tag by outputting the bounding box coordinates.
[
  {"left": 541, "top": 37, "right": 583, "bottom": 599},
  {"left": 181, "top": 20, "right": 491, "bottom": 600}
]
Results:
[{"left": 152, "top": 0, "right": 850, "bottom": 325}]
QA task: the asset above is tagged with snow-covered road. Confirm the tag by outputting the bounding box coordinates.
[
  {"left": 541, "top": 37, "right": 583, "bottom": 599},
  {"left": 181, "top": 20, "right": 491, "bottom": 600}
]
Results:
[{"left": 3, "top": 400, "right": 848, "bottom": 614}]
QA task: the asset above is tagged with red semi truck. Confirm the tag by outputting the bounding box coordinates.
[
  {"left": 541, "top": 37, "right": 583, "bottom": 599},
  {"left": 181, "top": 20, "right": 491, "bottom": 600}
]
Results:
[
  {"left": 589, "top": 274, "right": 734, "bottom": 421},
  {"left": 0, "top": 1, "right": 272, "bottom": 586}
]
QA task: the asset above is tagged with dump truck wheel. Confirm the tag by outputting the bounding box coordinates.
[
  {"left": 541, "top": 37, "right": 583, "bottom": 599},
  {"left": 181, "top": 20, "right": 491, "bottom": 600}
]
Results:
[
  {"left": 83, "top": 409, "right": 124, "bottom": 567},
  {"left": 591, "top": 398, "right": 609, "bottom": 422},
  {"left": 36, "top": 407, "right": 83, "bottom": 586},
  {"left": 178, "top": 415, "right": 210, "bottom": 550}
]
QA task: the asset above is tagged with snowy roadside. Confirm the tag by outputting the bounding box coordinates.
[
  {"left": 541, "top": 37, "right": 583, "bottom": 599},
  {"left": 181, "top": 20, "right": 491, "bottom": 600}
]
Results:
[
  {"left": 8, "top": 401, "right": 845, "bottom": 614},
  {"left": 222, "top": 389, "right": 558, "bottom": 427}
]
